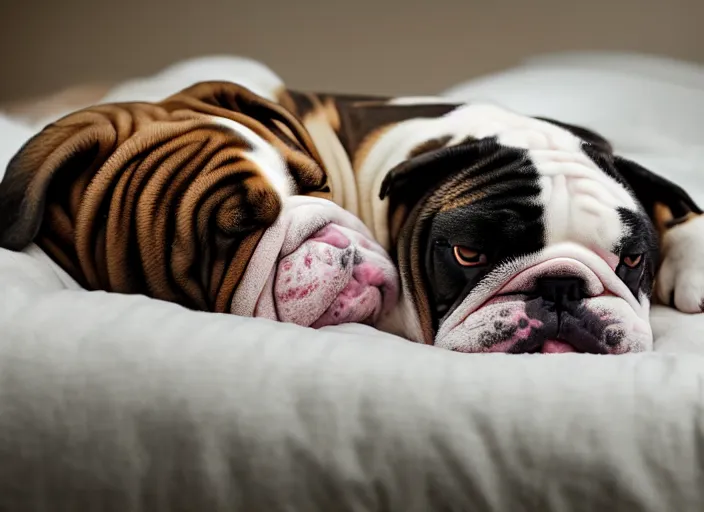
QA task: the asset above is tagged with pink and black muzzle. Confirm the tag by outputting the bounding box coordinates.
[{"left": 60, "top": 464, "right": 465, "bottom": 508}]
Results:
[{"left": 435, "top": 244, "right": 652, "bottom": 354}]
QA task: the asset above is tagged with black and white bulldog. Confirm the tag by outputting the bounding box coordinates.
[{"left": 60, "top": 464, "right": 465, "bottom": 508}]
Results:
[
  {"left": 278, "top": 88, "right": 704, "bottom": 354},
  {"left": 0, "top": 77, "right": 702, "bottom": 355}
]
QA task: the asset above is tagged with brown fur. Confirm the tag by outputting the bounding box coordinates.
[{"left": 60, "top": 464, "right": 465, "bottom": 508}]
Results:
[{"left": 0, "top": 82, "right": 329, "bottom": 313}]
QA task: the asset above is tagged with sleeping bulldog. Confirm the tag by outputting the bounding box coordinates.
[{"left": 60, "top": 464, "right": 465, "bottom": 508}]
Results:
[{"left": 0, "top": 80, "right": 702, "bottom": 354}]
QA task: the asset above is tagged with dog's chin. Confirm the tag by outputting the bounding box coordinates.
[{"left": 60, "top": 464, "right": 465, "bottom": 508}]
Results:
[{"left": 434, "top": 294, "right": 653, "bottom": 355}]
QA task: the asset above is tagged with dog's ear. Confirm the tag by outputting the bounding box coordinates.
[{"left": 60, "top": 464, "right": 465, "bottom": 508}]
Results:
[
  {"left": 379, "top": 136, "right": 507, "bottom": 255},
  {"left": 379, "top": 136, "right": 501, "bottom": 205},
  {"left": 611, "top": 156, "right": 702, "bottom": 233},
  {"left": 536, "top": 116, "right": 702, "bottom": 232},
  {"left": 0, "top": 107, "right": 128, "bottom": 252}
]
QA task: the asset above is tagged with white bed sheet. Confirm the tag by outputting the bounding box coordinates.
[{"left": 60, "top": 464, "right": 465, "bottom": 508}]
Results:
[{"left": 1, "top": 53, "right": 704, "bottom": 511}]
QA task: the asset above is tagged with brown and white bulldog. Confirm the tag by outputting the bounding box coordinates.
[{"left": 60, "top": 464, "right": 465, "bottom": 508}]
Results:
[{"left": 0, "top": 79, "right": 702, "bottom": 355}]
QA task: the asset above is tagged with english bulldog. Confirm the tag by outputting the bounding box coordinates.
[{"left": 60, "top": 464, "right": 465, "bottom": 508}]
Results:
[{"left": 0, "top": 79, "right": 702, "bottom": 355}]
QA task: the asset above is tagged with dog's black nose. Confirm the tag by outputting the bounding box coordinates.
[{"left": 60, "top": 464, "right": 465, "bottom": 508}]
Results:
[{"left": 535, "top": 276, "right": 586, "bottom": 304}]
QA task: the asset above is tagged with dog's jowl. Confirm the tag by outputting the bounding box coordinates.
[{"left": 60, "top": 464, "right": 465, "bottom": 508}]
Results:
[{"left": 1, "top": 79, "right": 702, "bottom": 354}]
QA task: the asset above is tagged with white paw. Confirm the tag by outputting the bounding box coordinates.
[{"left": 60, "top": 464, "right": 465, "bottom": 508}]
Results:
[{"left": 655, "top": 215, "right": 704, "bottom": 313}]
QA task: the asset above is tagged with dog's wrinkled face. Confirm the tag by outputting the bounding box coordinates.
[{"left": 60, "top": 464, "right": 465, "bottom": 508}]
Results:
[
  {"left": 382, "top": 104, "right": 660, "bottom": 353},
  {"left": 427, "top": 202, "right": 657, "bottom": 354}
]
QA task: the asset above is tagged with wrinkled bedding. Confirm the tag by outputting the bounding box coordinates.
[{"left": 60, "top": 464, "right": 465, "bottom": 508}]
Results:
[{"left": 1, "top": 53, "right": 704, "bottom": 511}]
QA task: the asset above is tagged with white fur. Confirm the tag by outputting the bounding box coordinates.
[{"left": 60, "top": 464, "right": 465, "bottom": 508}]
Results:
[
  {"left": 212, "top": 116, "right": 294, "bottom": 199},
  {"left": 387, "top": 96, "right": 459, "bottom": 106},
  {"left": 656, "top": 215, "right": 704, "bottom": 313}
]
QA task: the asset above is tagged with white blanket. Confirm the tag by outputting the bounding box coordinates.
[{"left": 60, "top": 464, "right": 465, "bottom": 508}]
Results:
[{"left": 1, "top": 53, "right": 703, "bottom": 511}]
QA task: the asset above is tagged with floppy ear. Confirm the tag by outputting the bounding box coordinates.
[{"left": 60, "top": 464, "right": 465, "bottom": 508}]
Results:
[
  {"left": 611, "top": 156, "right": 702, "bottom": 231},
  {"left": 0, "top": 86, "right": 320, "bottom": 313},
  {"left": 379, "top": 137, "right": 501, "bottom": 204},
  {"left": 0, "top": 106, "right": 137, "bottom": 252},
  {"left": 535, "top": 116, "right": 702, "bottom": 233},
  {"left": 379, "top": 137, "right": 504, "bottom": 250}
]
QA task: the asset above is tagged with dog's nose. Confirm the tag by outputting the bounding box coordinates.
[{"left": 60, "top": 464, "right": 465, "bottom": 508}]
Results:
[{"left": 534, "top": 276, "right": 586, "bottom": 304}]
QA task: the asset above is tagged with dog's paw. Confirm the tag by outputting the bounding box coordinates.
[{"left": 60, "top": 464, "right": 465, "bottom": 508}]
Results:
[{"left": 655, "top": 215, "right": 704, "bottom": 313}]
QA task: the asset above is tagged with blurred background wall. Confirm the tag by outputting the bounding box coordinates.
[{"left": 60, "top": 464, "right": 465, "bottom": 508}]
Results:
[{"left": 0, "top": 0, "right": 702, "bottom": 102}]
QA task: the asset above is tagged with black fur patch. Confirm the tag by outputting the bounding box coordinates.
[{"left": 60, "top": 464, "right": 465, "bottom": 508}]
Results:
[{"left": 422, "top": 143, "right": 545, "bottom": 325}]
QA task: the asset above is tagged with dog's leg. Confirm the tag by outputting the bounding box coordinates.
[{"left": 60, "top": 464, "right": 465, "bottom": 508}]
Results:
[{"left": 612, "top": 157, "right": 704, "bottom": 313}]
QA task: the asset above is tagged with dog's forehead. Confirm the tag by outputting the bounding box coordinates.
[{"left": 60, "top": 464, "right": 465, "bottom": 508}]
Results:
[
  {"left": 421, "top": 104, "right": 643, "bottom": 248},
  {"left": 381, "top": 104, "right": 632, "bottom": 200},
  {"left": 442, "top": 103, "right": 583, "bottom": 149}
]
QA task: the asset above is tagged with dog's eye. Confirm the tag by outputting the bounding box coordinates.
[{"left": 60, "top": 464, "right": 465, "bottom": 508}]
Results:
[
  {"left": 453, "top": 246, "right": 487, "bottom": 267},
  {"left": 621, "top": 253, "right": 643, "bottom": 268}
]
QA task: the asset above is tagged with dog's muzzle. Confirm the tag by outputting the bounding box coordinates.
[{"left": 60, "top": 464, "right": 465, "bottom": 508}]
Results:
[{"left": 434, "top": 243, "right": 652, "bottom": 354}]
